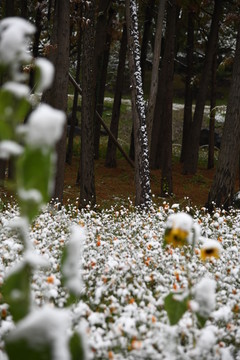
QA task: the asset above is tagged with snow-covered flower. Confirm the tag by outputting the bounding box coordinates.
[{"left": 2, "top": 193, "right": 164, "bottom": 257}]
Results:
[
  {"left": 25, "top": 104, "right": 65, "bottom": 148},
  {"left": 164, "top": 212, "right": 200, "bottom": 248},
  {"left": 0, "top": 17, "right": 35, "bottom": 80},
  {"left": 194, "top": 278, "right": 216, "bottom": 318},
  {"left": 200, "top": 239, "right": 222, "bottom": 261},
  {"left": 35, "top": 58, "right": 55, "bottom": 92}
]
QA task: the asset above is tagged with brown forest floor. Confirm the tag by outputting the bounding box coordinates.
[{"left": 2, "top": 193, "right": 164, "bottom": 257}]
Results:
[{"left": 63, "top": 156, "right": 217, "bottom": 209}]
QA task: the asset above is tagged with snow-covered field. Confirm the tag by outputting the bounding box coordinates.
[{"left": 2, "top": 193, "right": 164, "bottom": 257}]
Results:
[{"left": 0, "top": 200, "right": 239, "bottom": 359}]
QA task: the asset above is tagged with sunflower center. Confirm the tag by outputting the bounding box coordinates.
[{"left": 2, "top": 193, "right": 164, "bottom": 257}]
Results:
[{"left": 205, "top": 249, "right": 214, "bottom": 255}]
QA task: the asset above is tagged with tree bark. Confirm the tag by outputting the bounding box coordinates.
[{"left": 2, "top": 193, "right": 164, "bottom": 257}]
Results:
[
  {"left": 79, "top": 0, "right": 96, "bottom": 208},
  {"left": 66, "top": 10, "right": 82, "bottom": 166},
  {"left": 150, "top": 1, "right": 178, "bottom": 172},
  {"left": 126, "top": 0, "right": 152, "bottom": 209},
  {"left": 146, "top": 0, "right": 166, "bottom": 150},
  {"left": 105, "top": 24, "right": 128, "bottom": 168},
  {"left": 180, "top": 7, "right": 194, "bottom": 163},
  {"left": 207, "top": 22, "right": 240, "bottom": 210},
  {"left": 208, "top": 48, "right": 217, "bottom": 169},
  {"left": 93, "top": 0, "right": 112, "bottom": 159},
  {"left": 41, "top": 0, "right": 70, "bottom": 203},
  {"left": 183, "top": 0, "right": 222, "bottom": 174},
  {"left": 5, "top": 0, "right": 15, "bottom": 17},
  {"left": 140, "top": 0, "right": 155, "bottom": 87}
]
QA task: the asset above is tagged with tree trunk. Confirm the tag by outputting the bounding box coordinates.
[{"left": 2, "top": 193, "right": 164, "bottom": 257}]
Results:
[
  {"left": 5, "top": 0, "right": 15, "bottom": 17},
  {"left": 0, "top": 160, "right": 6, "bottom": 185},
  {"left": 126, "top": 0, "right": 152, "bottom": 209},
  {"left": 140, "top": 0, "right": 155, "bottom": 87},
  {"left": 150, "top": 1, "right": 178, "bottom": 171},
  {"left": 42, "top": 0, "right": 70, "bottom": 203},
  {"left": 105, "top": 24, "right": 127, "bottom": 168},
  {"left": 79, "top": 0, "right": 96, "bottom": 208},
  {"left": 20, "top": 0, "right": 28, "bottom": 18},
  {"left": 66, "top": 12, "right": 82, "bottom": 166},
  {"left": 183, "top": 0, "right": 222, "bottom": 174},
  {"left": 207, "top": 23, "right": 240, "bottom": 210},
  {"left": 146, "top": 0, "right": 166, "bottom": 149},
  {"left": 208, "top": 49, "right": 217, "bottom": 169},
  {"left": 180, "top": 8, "right": 194, "bottom": 163},
  {"left": 93, "top": 0, "right": 112, "bottom": 159},
  {"left": 160, "top": 0, "right": 178, "bottom": 197}
]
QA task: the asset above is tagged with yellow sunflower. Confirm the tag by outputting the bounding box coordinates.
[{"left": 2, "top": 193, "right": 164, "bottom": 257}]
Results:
[
  {"left": 200, "top": 239, "right": 222, "bottom": 261},
  {"left": 164, "top": 228, "right": 189, "bottom": 248}
]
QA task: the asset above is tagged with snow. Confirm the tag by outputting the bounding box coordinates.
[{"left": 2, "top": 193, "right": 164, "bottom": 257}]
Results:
[
  {"left": 0, "top": 203, "right": 240, "bottom": 359},
  {"left": 18, "top": 188, "right": 42, "bottom": 203},
  {"left": 62, "top": 225, "right": 86, "bottom": 295},
  {"left": 0, "top": 17, "right": 35, "bottom": 80},
  {"left": 35, "top": 58, "right": 55, "bottom": 92},
  {"left": 0, "top": 140, "right": 23, "bottom": 159},
  {"left": 194, "top": 278, "right": 216, "bottom": 318},
  {"left": 7, "top": 306, "right": 71, "bottom": 360},
  {"left": 25, "top": 103, "right": 66, "bottom": 147},
  {"left": 3, "top": 82, "right": 30, "bottom": 98}
]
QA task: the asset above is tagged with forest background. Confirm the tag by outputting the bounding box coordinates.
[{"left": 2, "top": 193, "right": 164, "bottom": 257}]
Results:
[{"left": 0, "top": 0, "right": 240, "bottom": 210}]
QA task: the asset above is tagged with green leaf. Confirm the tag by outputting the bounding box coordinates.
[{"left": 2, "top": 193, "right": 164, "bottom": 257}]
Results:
[
  {"left": 1, "top": 263, "right": 31, "bottom": 322},
  {"left": 0, "top": 89, "right": 31, "bottom": 136},
  {"left": 5, "top": 338, "right": 51, "bottom": 360},
  {"left": 196, "top": 312, "right": 207, "bottom": 328},
  {"left": 16, "top": 147, "right": 53, "bottom": 221},
  {"left": 164, "top": 291, "right": 189, "bottom": 325},
  {"left": 69, "top": 332, "right": 85, "bottom": 360}
]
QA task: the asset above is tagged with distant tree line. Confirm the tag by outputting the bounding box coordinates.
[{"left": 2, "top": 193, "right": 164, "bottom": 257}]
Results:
[{"left": 0, "top": 0, "right": 240, "bottom": 210}]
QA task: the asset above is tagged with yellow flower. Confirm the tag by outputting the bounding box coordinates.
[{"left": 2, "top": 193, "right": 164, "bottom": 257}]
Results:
[
  {"left": 164, "top": 228, "right": 189, "bottom": 248},
  {"left": 200, "top": 239, "right": 222, "bottom": 261}
]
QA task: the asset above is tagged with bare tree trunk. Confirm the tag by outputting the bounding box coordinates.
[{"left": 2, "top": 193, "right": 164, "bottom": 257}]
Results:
[
  {"left": 0, "top": 160, "right": 6, "bottom": 185},
  {"left": 79, "top": 0, "right": 96, "bottom": 208},
  {"left": 42, "top": 0, "right": 70, "bottom": 203},
  {"left": 208, "top": 49, "right": 217, "bottom": 169},
  {"left": 67, "top": 10, "right": 82, "bottom": 166},
  {"left": 207, "top": 23, "right": 240, "bottom": 210},
  {"left": 150, "top": 1, "right": 178, "bottom": 171},
  {"left": 20, "top": 0, "right": 28, "bottom": 18},
  {"left": 180, "top": 7, "right": 194, "bottom": 163},
  {"left": 160, "top": 0, "right": 178, "bottom": 197},
  {"left": 146, "top": 0, "right": 166, "bottom": 150},
  {"left": 93, "top": 0, "right": 112, "bottom": 159},
  {"left": 183, "top": 0, "right": 222, "bottom": 174},
  {"left": 105, "top": 24, "right": 127, "bottom": 168},
  {"left": 140, "top": 0, "right": 155, "bottom": 87},
  {"left": 5, "top": 0, "right": 15, "bottom": 17},
  {"left": 126, "top": 0, "right": 152, "bottom": 209}
]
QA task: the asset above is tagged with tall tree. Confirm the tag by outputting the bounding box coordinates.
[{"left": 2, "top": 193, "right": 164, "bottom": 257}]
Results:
[
  {"left": 183, "top": 0, "right": 223, "bottom": 174},
  {"left": 146, "top": 0, "right": 166, "bottom": 149},
  {"left": 207, "top": 21, "right": 240, "bottom": 210},
  {"left": 42, "top": 0, "right": 70, "bottom": 203},
  {"left": 79, "top": 0, "right": 96, "bottom": 208},
  {"left": 150, "top": 0, "right": 178, "bottom": 175},
  {"left": 208, "top": 48, "right": 218, "bottom": 169},
  {"left": 105, "top": 23, "right": 128, "bottom": 168},
  {"left": 93, "top": 0, "right": 112, "bottom": 159},
  {"left": 126, "top": 0, "right": 152, "bottom": 209},
  {"left": 180, "top": 6, "right": 194, "bottom": 163},
  {"left": 140, "top": 0, "right": 155, "bottom": 87}
]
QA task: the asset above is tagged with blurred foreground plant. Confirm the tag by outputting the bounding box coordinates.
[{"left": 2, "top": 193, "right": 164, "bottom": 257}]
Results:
[{"left": 0, "top": 17, "right": 86, "bottom": 360}]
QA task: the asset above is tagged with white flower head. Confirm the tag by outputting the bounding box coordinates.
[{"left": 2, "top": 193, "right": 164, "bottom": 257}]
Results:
[
  {"left": 0, "top": 17, "right": 35, "bottom": 80},
  {"left": 35, "top": 58, "right": 55, "bottom": 92},
  {"left": 26, "top": 104, "right": 66, "bottom": 147},
  {"left": 194, "top": 278, "right": 216, "bottom": 318}
]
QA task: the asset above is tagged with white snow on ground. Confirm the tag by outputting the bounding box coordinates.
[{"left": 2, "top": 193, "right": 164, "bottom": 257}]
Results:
[{"left": 0, "top": 201, "right": 239, "bottom": 359}]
